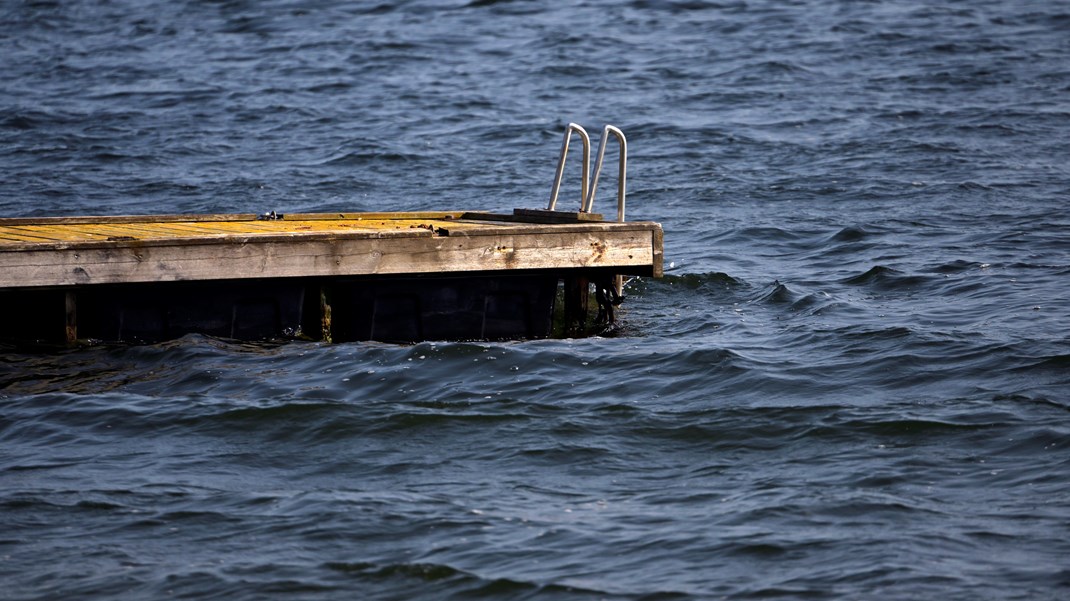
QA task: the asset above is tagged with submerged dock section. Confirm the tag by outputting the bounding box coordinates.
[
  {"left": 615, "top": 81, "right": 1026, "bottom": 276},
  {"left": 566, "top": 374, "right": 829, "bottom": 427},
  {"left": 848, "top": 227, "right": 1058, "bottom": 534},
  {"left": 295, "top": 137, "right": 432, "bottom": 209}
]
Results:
[{"left": 0, "top": 124, "right": 663, "bottom": 345}]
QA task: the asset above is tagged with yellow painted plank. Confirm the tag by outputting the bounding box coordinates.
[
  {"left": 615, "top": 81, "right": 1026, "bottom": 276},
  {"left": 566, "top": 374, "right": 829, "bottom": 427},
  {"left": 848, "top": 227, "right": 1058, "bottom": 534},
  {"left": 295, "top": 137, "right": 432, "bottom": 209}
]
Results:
[
  {"left": 116, "top": 223, "right": 245, "bottom": 236},
  {"left": 0, "top": 220, "right": 477, "bottom": 245},
  {"left": 56, "top": 224, "right": 176, "bottom": 240},
  {"left": 96, "top": 223, "right": 224, "bottom": 238},
  {"left": 0, "top": 225, "right": 114, "bottom": 242}
]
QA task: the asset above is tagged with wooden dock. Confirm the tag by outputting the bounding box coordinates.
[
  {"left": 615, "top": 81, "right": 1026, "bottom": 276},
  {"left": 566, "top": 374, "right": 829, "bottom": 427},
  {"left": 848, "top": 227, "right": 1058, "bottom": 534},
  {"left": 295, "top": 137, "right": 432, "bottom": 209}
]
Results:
[{"left": 0, "top": 210, "right": 663, "bottom": 344}]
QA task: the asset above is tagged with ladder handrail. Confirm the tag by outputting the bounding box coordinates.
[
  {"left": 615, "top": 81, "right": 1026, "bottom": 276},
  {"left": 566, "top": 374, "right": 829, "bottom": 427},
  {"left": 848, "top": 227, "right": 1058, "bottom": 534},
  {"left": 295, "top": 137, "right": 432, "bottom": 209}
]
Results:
[
  {"left": 583, "top": 125, "right": 627, "bottom": 222},
  {"left": 545, "top": 123, "right": 630, "bottom": 299},
  {"left": 547, "top": 123, "right": 591, "bottom": 211}
]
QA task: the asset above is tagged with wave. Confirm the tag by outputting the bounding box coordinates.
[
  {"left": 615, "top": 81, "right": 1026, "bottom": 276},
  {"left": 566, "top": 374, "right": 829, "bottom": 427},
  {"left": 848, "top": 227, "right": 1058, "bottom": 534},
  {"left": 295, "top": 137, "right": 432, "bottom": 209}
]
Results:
[
  {"left": 656, "top": 272, "right": 743, "bottom": 290},
  {"left": 325, "top": 560, "right": 615, "bottom": 599},
  {"left": 841, "top": 265, "right": 933, "bottom": 290}
]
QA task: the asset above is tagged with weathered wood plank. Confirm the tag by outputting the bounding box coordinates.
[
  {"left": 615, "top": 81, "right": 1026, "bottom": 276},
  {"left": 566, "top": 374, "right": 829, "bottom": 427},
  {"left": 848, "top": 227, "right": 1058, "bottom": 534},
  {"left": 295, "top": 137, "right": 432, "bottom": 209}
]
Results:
[
  {"left": 0, "top": 211, "right": 470, "bottom": 227},
  {"left": 0, "top": 227, "right": 78, "bottom": 243},
  {"left": 448, "top": 209, "right": 609, "bottom": 225},
  {"left": 651, "top": 226, "right": 665, "bottom": 278},
  {"left": 0, "top": 218, "right": 479, "bottom": 246},
  {"left": 0, "top": 228, "right": 658, "bottom": 288},
  {"left": 0, "top": 213, "right": 259, "bottom": 227},
  {"left": 0, "top": 220, "right": 659, "bottom": 250}
]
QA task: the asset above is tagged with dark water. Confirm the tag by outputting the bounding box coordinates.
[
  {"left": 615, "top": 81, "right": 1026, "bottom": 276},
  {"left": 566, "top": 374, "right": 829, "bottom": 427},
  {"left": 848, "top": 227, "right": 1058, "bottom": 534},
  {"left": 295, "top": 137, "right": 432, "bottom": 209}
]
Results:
[{"left": 2, "top": 0, "right": 1069, "bottom": 598}]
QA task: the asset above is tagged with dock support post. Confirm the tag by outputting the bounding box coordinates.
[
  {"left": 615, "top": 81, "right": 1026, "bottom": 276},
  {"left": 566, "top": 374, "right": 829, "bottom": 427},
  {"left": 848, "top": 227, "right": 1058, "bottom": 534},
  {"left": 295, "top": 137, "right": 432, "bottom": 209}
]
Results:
[
  {"left": 319, "top": 287, "right": 333, "bottom": 343},
  {"left": 319, "top": 286, "right": 333, "bottom": 343},
  {"left": 563, "top": 276, "right": 590, "bottom": 336},
  {"left": 594, "top": 275, "right": 623, "bottom": 326},
  {"left": 64, "top": 291, "right": 77, "bottom": 345}
]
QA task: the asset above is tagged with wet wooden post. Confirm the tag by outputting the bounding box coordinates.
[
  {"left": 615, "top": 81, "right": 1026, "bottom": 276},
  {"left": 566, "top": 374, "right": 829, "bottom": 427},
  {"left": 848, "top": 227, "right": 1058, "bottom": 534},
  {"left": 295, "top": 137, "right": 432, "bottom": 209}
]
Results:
[
  {"left": 64, "top": 291, "right": 77, "bottom": 345},
  {"left": 319, "top": 286, "right": 333, "bottom": 343},
  {"left": 563, "top": 276, "right": 590, "bottom": 336}
]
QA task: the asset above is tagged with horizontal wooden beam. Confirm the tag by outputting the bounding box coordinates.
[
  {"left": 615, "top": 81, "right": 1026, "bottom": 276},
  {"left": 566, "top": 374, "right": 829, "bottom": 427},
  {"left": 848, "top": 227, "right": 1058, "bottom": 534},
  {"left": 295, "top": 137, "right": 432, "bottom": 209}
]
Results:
[{"left": 0, "top": 226, "right": 659, "bottom": 288}]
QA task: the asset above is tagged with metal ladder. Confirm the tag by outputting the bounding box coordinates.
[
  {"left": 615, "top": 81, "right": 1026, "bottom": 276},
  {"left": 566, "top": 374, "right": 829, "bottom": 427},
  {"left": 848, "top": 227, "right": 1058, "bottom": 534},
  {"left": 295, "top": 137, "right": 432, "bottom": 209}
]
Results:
[
  {"left": 547, "top": 123, "right": 629, "bottom": 301},
  {"left": 547, "top": 123, "right": 627, "bottom": 223}
]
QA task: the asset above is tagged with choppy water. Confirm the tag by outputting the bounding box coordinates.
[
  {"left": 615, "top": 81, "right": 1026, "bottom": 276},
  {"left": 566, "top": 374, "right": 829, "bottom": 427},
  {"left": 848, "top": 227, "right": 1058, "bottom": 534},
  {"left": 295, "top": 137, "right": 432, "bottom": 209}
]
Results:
[{"left": 2, "top": 1, "right": 1069, "bottom": 599}]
